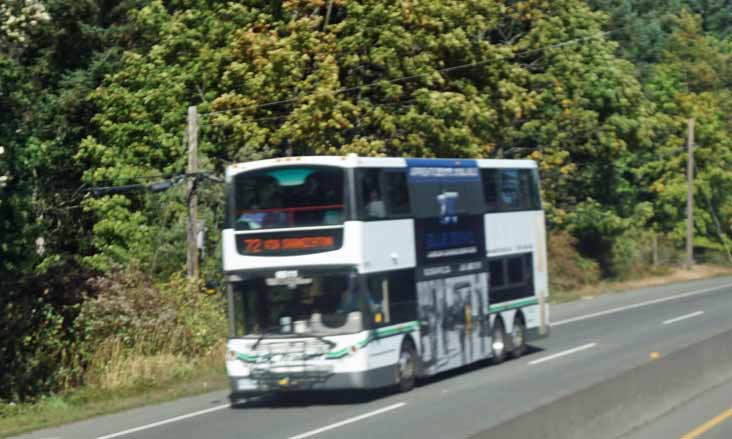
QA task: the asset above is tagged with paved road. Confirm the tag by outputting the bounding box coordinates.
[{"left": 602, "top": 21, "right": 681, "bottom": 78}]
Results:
[
  {"left": 622, "top": 378, "right": 732, "bottom": 439},
  {"left": 20, "top": 276, "right": 732, "bottom": 439}
]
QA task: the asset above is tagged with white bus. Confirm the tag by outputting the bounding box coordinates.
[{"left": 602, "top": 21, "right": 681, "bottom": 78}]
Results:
[{"left": 223, "top": 155, "right": 549, "bottom": 400}]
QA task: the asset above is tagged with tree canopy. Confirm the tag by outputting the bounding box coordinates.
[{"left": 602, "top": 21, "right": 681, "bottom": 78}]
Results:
[{"left": 3, "top": 0, "right": 732, "bottom": 401}]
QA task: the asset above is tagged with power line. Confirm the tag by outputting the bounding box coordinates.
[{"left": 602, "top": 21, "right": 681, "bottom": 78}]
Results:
[
  {"left": 208, "top": 98, "right": 420, "bottom": 127},
  {"left": 201, "top": 26, "right": 629, "bottom": 118},
  {"left": 82, "top": 171, "right": 223, "bottom": 197}
]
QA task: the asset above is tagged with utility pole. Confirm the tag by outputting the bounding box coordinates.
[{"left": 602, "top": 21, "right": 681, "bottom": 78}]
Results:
[
  {"left": 323, "top": 0, "right": 334, "bottom": 29},
  {"left": 0, "top": 146, "right": 8, "bottom": 190},
  {"left": 187, "top": 106, "right": 200, "bottom": 281},
  {"left": 686, "top": 118, "right": 694, "bottom": 270}
]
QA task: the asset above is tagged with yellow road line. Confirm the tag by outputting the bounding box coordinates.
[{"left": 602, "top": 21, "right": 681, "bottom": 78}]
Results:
[{"left": 680, "top": 409, "right": 732, "bottom": 439}]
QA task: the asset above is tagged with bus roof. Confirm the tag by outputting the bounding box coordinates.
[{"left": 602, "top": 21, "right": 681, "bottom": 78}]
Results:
[{"left": 225, "top": 155, "right": 537, "bottom": 179}]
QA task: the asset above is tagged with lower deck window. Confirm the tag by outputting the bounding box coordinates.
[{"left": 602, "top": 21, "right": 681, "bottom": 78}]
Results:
[
  {"left": 231, "top": 272, "right": 367, "bottom": 336},
  {"left": 488, "top": 252, "right": 534, "bottom": 304}
]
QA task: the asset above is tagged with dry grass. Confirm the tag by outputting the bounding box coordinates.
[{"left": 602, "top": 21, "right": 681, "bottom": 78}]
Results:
[
  {"left": 551, "top": 264, "right": 732, "bottom": 303},
  {"left": 84, "top": 339, "right": 214, "bottom": 390},
  {"left": 0, "top": 342, "right": 228, "bottom": 438}
]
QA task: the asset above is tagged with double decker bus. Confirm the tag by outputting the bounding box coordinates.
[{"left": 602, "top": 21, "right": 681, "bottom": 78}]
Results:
[{"left": 223, "top": 155, "right": 549, "bottom": 400}]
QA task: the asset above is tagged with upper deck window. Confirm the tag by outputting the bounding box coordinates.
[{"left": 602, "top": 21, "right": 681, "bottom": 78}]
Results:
[
  {"left": 356, "top": 168, "right": 411, "bottom": 220},
  {"left": 481, "top": 168, "right": 541, "bottom": 212},
  {"left": 233, "top": 166, "right": 345, "bottom": 230}
]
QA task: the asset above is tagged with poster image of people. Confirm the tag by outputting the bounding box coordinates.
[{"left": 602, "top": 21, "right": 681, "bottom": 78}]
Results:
[{"left": 417, "top": 272, "right": 489, "bottom": 375}]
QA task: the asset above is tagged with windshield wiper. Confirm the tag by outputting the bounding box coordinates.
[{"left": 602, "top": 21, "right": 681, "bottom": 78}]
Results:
[
  {"left": 251, "top": 325, "right": 337, "bottom": 350},
  {"left": 252, "top": 324, "right": 284, "bottom": 350},
  {"left": 295, "top": 332, "right": 337, "bottom": 349}
]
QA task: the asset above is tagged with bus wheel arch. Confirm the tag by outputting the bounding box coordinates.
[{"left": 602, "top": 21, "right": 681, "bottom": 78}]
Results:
[{"left": 396, "top": 336, "right": 418, "bottom": 392}]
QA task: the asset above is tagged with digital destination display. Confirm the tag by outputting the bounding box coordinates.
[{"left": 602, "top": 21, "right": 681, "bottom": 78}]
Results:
[
  {"left": 244, "top": 236, "right": 335, "bottom": 253},
  {"left": 236, "top": 229, "right": 343, "bottom": 256}
]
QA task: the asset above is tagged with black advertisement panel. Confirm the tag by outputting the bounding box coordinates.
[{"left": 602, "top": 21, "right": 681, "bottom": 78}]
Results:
[
  {"left": 406, "top": 159, "right": 492, "bottom": 374},
  {"left": 414, "top": 215, "right": 486, "bottom": 265},
  {"left": 406, "top": 159, "right": 487, "bottom": 265}
]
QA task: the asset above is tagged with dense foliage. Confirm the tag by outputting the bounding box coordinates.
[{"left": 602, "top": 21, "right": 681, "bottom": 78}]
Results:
[{"left": 2, "top": 0, "right": 732, "bottom": 401}]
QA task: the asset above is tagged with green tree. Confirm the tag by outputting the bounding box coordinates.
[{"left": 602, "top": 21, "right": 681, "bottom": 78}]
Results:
[
  {"left": 78, "top": 0, "right": 648, "bottom": 276},
  {"left": 634, "top": 11, "right": 732, "bottom": 259}
]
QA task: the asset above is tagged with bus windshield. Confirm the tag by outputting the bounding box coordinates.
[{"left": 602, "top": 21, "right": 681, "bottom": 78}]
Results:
[
  {"left": 233, "top": 272, "right": 374, "bottom": 337},
  {"left": 233, "top": 166, "right": 345, "bottom": 230}
]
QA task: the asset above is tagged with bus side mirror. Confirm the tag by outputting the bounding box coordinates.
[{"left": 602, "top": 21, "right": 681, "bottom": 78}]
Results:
[{"left": 204, "top": 280, "right": 219, "bottom": 295}]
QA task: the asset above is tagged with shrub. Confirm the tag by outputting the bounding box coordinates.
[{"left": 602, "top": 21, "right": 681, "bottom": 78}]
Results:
[
  {"left": 75, "top": 265, "right": 227, "bottom": 389},
  {"left": 0, "top": 258, "right": 97, "bottom": 402},
  {"left": 547, "top": 231, "right": 601, "bottom": 292}
]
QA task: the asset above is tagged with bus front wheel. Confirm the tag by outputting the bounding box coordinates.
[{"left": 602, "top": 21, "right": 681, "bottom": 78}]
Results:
[{"left": 397, "top": 339, "right": 417, "bottom": 392}]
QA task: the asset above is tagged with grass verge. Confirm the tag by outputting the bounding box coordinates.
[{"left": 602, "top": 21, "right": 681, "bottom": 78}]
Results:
[
  {"left": 550, "top": 264, "right": 732, "bottom": 304},
  {"left": 0, "top": 350, "right": 228, "bottom": 438},
  {"left": 4, "top": 264, "right": 732, "bottom": 437}
]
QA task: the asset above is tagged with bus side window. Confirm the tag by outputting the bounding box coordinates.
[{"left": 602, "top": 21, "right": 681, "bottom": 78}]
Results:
[
  {"left": 388, "top": 269, "right": 417, "bottom": 324},
  {"left": 507, "top": 256, "right": 524, "bottom": 285},
  {"left": 383, "top": 170, "right": 411, "bottom": 217},
  {"left": 530, "top": 169, "right": 542, "bottom": 210},
  {"left": 358, "top": 169, "right": 386, "bottom": 219},
  {"left": 499, "top": 169, "right": 521, "bottom": 210},
  {"left": 489, "top": 260, "right": 505, "bottom": 288},
  {"left": 366, "top": 276, "right": 390, "bottom": 326},
  {"left": 481, "top": 169, "right": 499, "bottom": 212},
  {"left": 518, "top": 169, "right": 542, "bottom": 211}
]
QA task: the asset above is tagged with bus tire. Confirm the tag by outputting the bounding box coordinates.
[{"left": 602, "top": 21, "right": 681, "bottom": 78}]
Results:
[
  {"left": 491, "top": 318, "right": 507, "bottom": 365},
  {"left": 510, "top": 314, "right": 527, "bottom": 359},
  {"left": 397, "top": 339, "right": 417, "bottom": 392}
]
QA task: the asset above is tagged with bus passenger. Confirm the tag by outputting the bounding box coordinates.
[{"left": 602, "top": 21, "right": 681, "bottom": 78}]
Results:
[{"left": 366, "top": 189, "right": 386, "bottom": 218}]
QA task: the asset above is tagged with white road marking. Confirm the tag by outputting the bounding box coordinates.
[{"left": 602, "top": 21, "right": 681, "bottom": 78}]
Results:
[
  {"left": 95, "top": 403, "right": 231, "bottom": 439},
  {"left": 288, "top": 402, "right": 406, "bottom": 439},
  {"left": 552, "top": 283, "right": 732, "bottom": 327},
  {"left": 663, "top": 310, "right": 704, "bottom": 325},
  {"left": 528, "top": 343, "right": 597, "bottom": 366}
]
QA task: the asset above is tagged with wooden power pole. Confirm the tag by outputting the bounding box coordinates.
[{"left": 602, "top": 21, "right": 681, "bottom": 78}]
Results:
[
  {"left": 686, "top": 118, "right": 694, "bottom": 270},
  {"left": 187, "top": 105, "right": 200, "bottom": 281}
]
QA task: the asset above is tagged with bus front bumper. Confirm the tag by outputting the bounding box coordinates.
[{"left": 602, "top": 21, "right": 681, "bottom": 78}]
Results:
[{"left": 229, "top": 364, "right": 395, "bottom": 396}]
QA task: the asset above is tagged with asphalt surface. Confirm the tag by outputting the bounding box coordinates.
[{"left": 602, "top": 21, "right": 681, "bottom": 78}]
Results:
[
  {"left": 621, "top": 377, "right": 732, "bottom": 439},
  {"left": 19, "top": 275, "right": 732, "bottom": 439}
]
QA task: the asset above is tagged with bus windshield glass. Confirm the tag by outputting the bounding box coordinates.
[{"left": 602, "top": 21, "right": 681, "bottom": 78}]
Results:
[
  {"left": 233, "top": 166, "right": 345, "bottom": 230},
  {"left": 233, "top": 272, "right": 373, "bottom": 337}
]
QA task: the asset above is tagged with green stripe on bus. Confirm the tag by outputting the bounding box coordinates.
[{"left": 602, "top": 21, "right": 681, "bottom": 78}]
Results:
[
  {"left": 374, "top": 321, "right": 419, "bottom": 338},
  {"left": 488, "top": 297, "right": 539, "bottom": 313},
  {"left": 325, "top": 348, "right": 349, "bottom": 359},
  {"left": 236, "top": 352, "right": 258, "bottom": 363},
  {"left": 325, "top": 321, "right": 419, "bottom": 359},
  {"left": 233, "top": 322, "right": 422, "bottom": 362}
]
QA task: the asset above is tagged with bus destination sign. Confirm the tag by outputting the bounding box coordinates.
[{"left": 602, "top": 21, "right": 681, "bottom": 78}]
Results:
[{"left": 236, "top": 229, "right": 343, "bottom": 256}]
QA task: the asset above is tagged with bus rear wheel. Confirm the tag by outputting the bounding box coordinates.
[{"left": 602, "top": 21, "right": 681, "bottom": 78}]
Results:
[
  {"left": 510, "top": 316, "right": 527, "bottom": 359},
  {"left": 491, "top": 319, "right": 507, "bottom": 365},
  {"left": 397, "top": 340, "right": 417, "bottom": 392}
]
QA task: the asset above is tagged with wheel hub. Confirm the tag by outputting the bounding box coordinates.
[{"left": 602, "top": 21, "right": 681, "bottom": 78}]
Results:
[
  {"left": 400, "top": 351, "right": 414, "bottom": 379},
  {"left": 513, "top": 324, "right": 524, "bottom": 347},
  {"left": 493, "top": 331, "right": 504, "bottom": 353}
]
